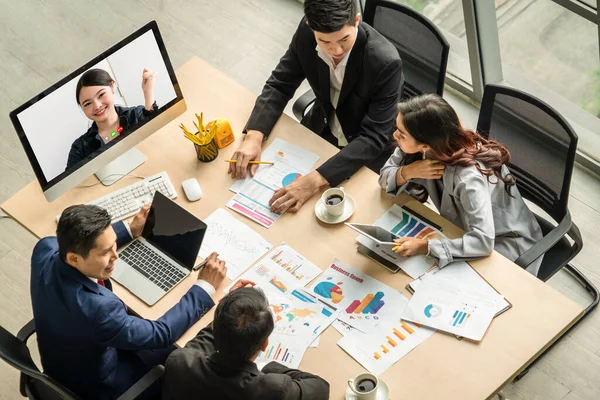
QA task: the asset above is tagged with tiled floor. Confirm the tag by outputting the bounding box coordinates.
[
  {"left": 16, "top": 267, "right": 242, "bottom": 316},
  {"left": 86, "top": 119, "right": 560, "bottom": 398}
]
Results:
[{"left": 0, "top": 1, "right": 598, "bottom": 399}]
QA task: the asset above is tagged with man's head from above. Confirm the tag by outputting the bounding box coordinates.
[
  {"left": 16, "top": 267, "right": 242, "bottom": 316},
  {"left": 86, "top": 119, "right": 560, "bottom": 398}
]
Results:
[
  {"left": 305, "top": 0, "right": 360, "bottom": 63},
  {"left": 57, "top": 204, "right": 118, "bottom": 280},
  {"left": 213, "top": 287, "right": 274, "bottom": 362}
]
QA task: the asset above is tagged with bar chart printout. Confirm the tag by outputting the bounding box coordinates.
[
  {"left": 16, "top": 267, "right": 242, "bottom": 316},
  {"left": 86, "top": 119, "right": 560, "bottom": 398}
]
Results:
[
  {"left": 255, "top": 333, "right": 305, "bottom": 369},
  {"left": 267, "top": 243, "right": 323, "bottom": 286}
]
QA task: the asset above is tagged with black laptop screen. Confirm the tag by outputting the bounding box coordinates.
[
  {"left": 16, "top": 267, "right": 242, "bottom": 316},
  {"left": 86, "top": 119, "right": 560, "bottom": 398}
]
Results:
[{"left": 141, "top": 191, "right": 207, "bottom": 269}]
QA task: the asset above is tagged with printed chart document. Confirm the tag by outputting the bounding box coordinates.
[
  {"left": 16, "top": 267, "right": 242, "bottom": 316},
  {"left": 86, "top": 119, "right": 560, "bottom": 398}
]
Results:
[
  {"left": 227, "top": 161, "right": 304, "bottom": 228},
  {"left": 306, "top": 259, "right": 407, "bottom": 333},
  {"left": 338, "top": 301, "right": 436, "bottom": 375},
  {"left": 408, "top": 261, "right": 511, "bottom": 316},
  {"left": 402, "top": 274, "right": 503, "bottom": 341},
  {"left": 255, "top": 333, "right": 307, "bottom": 369},
  {"left": 356, "top": 205, "right": 443, "bottom": 279},
  {"left": 229, "top": 138, "right": 320, "bottom": 193},
  {"left": 198, "top": 208, "right": 273, "bottom": 280},
  {"left": 226, "top": 244, "right": 323, "bottom": 294}
]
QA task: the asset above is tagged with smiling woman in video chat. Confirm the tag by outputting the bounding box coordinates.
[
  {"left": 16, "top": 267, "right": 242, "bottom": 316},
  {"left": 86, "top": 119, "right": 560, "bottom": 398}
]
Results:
[{"left": 65, "top": 68, "right": 158, "bottom": 170}]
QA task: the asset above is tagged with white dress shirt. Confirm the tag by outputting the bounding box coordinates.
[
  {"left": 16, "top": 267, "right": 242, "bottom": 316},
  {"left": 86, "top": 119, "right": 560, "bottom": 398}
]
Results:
[{"left": 315, "top": 30, "right": 358, "bottom": 147}]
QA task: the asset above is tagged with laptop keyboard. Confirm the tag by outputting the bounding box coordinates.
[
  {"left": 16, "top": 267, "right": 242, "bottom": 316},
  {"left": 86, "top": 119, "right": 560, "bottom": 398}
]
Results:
[{"left": 119, "top": 241, "right": 187, "bottom": 292}]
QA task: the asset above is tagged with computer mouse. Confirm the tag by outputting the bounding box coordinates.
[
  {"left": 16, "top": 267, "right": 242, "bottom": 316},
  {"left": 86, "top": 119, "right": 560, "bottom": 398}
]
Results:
[{"left": 181, "top": 178, "right": 202, "bottom": 201}]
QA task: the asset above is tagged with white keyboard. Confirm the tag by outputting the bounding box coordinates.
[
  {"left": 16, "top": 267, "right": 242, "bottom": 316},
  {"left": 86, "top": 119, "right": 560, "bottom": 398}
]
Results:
[{"left": 56, "top": 172, "right": 177, "bottom": 224}]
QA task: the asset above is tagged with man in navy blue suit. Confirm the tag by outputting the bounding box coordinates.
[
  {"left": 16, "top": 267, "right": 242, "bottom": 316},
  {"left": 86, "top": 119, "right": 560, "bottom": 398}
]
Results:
[{"left": 30, "top": 204, "right": 226, "bottom": 399}]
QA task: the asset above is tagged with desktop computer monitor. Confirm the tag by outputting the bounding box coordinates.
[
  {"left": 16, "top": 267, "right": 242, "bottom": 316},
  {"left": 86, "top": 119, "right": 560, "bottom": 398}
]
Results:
[{"left": 9, "top": 21, "right": 185, "bottom": 202}]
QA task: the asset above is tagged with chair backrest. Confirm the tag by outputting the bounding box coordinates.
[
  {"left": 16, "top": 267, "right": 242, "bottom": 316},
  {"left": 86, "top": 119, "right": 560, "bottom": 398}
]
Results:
[
  {"left": 476, "top": 84, "right": 578, "bottom": 223},
  {"left": 362, "top": 0, "right": 449, "bottom": 98},
  {"left": 0, "top": 324, "right": 79, "bottom": 400}
]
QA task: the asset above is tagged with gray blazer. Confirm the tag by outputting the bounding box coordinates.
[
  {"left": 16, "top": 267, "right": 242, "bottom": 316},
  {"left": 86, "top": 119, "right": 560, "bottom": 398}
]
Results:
[
  {"left": 162, "top": 326, "right": 329, "bottom": 400},
  {"left": 379, "top": 148, "right": 543, "bottom": 276}
]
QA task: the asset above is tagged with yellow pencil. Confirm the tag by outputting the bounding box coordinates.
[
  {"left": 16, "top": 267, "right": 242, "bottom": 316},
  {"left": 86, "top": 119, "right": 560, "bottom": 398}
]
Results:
[
  {"left": 224, "top": 160, "right": 274, "bottom": 165},
  {"left": 392, "top": 245, "right": 400, "bottom": 251}
]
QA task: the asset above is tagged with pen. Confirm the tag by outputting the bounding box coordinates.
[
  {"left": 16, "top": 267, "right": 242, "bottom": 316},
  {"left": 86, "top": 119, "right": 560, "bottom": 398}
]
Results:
[
  {"left": 224, "top": 160, "right": 274, "bottom": 165},
  {"left": 193, "top": 253, "right": 219, "bottom": 271}
]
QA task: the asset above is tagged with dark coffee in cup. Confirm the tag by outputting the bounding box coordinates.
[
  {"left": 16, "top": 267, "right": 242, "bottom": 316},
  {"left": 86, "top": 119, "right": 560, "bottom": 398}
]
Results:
[
  {"left": 325, "top": 194, "right": 344, "bottom": 206},
  {"left": 357, "top": 378, "right": 376, "bottom": 393}
]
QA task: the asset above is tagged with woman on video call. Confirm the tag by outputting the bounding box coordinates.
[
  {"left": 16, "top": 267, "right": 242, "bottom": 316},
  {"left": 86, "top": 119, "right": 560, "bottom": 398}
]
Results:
[
  {"left": 66, "top": 68, "right": 158, "bottom": 169},
  {"left": 379, "top": 94, "right": 543, "bottom": 276}
]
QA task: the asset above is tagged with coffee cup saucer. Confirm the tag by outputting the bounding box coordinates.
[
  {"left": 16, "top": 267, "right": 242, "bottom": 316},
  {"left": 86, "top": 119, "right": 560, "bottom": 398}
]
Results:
[
  {"left": 314, "top": 193, "right": 355, "bottom": 224},
  {"left": 345, "top": 379, "right": 389, "bottom": 400}
]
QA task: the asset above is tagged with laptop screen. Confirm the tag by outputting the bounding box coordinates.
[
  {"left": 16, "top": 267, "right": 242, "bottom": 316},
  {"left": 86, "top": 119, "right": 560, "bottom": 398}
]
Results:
[{"left": 142, "top": 191, "right": 207, "bottom": 269}]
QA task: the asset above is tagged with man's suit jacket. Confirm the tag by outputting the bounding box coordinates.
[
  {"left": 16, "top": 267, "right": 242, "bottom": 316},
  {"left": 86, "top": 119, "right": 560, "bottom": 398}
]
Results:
[
  {"left": 30, "top": 221, "right": 215, "bottom": 400},
  {"left": 162, "top": 326, "right": 330, "bottom": 400},
  {"left": 245, "top": 18, "right": 403, "bottom": 186}
]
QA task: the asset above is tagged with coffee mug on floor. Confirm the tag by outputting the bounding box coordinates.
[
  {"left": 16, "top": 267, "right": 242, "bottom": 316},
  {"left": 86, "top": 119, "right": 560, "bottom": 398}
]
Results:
[
  {"left": 347, "top": 372, "right": 379, "bottom": 400},
  {"left": 321, "top": 187, "right": 345, "bottom": 217}
]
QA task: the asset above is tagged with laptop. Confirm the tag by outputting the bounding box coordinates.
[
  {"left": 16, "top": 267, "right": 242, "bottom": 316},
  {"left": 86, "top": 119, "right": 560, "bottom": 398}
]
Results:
[{"left": 111, "top": 191, "right": 207, "bottom": 305}]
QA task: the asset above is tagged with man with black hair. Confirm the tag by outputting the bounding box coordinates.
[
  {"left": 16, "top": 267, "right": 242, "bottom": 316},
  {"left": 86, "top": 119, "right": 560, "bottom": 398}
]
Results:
[
  {"left": 228, "top": 0, "right": 403, "bottom": 213},
  {"left": 162, "top": 286, "right": 330, "bottom": 400},
  {"left": 30, "top": 204, "right": 227, "bottom": 399}
]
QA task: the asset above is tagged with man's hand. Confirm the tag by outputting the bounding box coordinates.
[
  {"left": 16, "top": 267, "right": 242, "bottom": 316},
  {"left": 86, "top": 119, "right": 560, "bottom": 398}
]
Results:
[
  {"left": 229, "top": 279, "right": 256, "bottom": 293},
  {"left": 198, "top": 252, "right": 227, "bottom": 290},
  {"left": 269, "top": 171, "right": 328, "bottom": 213},
  {"left": 392, "top": 238, "right": 428, "bottom": 257},
  {"left": 228, "top": 130, "right": 264, "bottom": 179},
  {"left": 129, "top": 205, "right": 151, "bottom": 239},
  {"left": 403, "top": 160, "right": 445, "bottom": 180}
]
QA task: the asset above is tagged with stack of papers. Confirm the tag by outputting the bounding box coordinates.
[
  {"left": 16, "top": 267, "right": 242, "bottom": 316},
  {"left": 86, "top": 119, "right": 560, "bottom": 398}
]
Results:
[
  {"left": 356, "top": 205, "right": 443, "bottom": 279},
  {"left": 402, "top": 274, "right": 504, "bottom": 341},
  {"left": 198, "top": 209, "right": 273, "bottom": 280}
]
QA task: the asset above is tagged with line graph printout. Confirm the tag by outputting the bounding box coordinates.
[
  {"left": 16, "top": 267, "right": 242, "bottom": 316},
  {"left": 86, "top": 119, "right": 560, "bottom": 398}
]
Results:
[{"left": 198, "top": 208, "right": 273, "bottom": 280}]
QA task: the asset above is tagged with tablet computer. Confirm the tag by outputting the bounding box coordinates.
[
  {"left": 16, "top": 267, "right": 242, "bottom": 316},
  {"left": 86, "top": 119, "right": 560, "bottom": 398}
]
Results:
[{"left": 345, "top": 223, "right": 399, "bottom": 246}]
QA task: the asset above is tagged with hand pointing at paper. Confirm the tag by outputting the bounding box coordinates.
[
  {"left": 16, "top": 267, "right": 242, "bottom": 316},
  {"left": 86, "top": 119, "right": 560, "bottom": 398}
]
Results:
[{"left": 269, "top": 170, "right": 329, "bottom": 213}]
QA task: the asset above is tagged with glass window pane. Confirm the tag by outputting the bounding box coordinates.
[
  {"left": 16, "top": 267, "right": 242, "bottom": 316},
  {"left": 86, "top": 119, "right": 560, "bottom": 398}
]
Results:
[{"left": 392, "top": 0, "right": 472, "bottom": 86}]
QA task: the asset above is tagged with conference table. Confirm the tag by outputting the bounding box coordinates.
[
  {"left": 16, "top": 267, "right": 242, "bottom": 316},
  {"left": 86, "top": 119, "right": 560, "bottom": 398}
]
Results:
[{"left": 2, "top": 57, "right": 584, "bottom": 400}]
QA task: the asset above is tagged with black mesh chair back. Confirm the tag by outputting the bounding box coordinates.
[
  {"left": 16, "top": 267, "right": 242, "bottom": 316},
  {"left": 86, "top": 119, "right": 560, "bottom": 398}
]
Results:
[
  {"left": 476, "top": 84, "right": 578, "bottom": 223},
  {"left": 0, "top": 323, "right": 79, "bottom": 399},
  {"left": 362, "top": 0, "right": 449, "bottom": 98}
]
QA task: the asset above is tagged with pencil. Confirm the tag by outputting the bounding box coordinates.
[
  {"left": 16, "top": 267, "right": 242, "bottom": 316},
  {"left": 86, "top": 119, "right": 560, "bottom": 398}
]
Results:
[
  {"left": 224, "top": 160, "right": 274, "bottom": 165},
  {"left": 392, "top": 245, "right": 400, "bottom": 251}
]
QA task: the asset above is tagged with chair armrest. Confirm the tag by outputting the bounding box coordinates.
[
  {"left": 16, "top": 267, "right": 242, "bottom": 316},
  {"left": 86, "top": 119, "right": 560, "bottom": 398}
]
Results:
[
  {"left": 116, "top": 364, "right": 164, "bottom": 400},
  {"left": 292, "top": 89, "right": 316, "bottom": 121},
  {"left": 514, "top": 211, "right": 572, "bottom": 269},
  {"left": 16, "top": 319, "right": 35, "bottom": 343}
]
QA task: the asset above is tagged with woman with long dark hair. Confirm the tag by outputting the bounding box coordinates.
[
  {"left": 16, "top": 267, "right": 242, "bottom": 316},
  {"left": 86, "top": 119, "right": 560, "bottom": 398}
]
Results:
[
  {"left": 380, "top": 94, "right": 543, "bottom": 275},
  {"left": 66, "top": 68, "right": 158, "bottom": 170}
]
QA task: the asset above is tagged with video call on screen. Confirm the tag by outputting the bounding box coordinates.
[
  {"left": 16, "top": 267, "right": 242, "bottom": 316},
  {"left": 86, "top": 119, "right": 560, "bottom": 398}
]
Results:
[{"left": 15, "top": 30, "right": 177, "bottom": 183}]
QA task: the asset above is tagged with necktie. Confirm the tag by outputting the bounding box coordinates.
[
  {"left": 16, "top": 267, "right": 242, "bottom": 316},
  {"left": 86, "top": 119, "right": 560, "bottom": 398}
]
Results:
[{"left": 97, "top": 279, "right": 105, "bottom": 287}]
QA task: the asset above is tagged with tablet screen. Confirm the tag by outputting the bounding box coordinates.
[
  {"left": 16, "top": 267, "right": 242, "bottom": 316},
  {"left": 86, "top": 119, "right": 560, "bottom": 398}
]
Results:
[{"left": 346, "top": 223, "right": 399, "bottom": 244}]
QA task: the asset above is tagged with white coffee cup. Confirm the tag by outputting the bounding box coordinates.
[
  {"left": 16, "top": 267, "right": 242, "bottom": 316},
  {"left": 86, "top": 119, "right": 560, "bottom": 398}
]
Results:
[
  {"left": 321, "top": 187, "right": 346, "bottom": 217},
  {"left": 347, "top": 372, "right": 379, "bottom": 400}
]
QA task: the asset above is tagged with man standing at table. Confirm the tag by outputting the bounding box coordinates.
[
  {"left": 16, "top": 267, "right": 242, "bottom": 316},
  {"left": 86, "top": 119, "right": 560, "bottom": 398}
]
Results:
[
  {"left": 30, "top": 204, "right": 227, "bottom": 399},
  {"left": 162, "top": 287, "right": 330, "bottom": 400},
  {"left": 228, "top": 0, "right": 403, "bottom": 213}
]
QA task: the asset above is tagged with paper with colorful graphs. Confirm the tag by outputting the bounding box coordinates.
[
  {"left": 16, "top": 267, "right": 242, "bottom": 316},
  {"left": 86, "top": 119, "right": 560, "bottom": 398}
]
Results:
[{"left": 306, "top": 259, "right": 407, "bottom": 333}]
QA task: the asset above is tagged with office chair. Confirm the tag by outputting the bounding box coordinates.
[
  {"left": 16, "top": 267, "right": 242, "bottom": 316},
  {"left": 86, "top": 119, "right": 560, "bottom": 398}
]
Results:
[
  {"left": 476, "top": 83, "right": 599, "bottom": 379},
  {"left": 0, "top": 319, "right": 164, "bottom": 400},
  {"left": 292, "top": 0, "right": 450, "bottom": 121}
]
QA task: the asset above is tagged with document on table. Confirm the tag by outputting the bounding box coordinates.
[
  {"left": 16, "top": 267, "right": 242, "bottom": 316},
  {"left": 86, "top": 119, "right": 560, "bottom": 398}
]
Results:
[
  {"left": 198, "top": 208, "right": 273, "bottom": 280},
  {"left": 255, "top": 332, "right": 307, "bottom": 369},
  {"left": 402, "top": 274, "right": 503, "bottom": 341},
  {"left": 305, "top": 259, "right": 407, "bottom": 333},
  {"left": 407, "top": 261, "right": 511, "bottom": 317},
  {"left": 356, "top": 204, "right": 444, "bottom": 279},
  {"left": 227, "top": 161, "right": 304, "bottom": 228},
  {"left": 338, "top": 302, "right": 436, "bottom": 376},
  {"left": 229, "top": 138, "right": 320, "bottom": 193}
]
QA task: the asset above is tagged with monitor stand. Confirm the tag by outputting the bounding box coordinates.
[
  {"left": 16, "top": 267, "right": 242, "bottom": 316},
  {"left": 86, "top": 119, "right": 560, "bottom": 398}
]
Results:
[{"left": 95, "top": 148, "right": 147, "bottom": 186}]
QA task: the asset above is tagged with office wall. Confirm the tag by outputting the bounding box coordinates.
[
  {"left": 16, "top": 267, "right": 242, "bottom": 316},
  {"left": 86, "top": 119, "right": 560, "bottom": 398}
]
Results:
[{"left": 17, "top": 30, "right": 177, "bottom": 182}]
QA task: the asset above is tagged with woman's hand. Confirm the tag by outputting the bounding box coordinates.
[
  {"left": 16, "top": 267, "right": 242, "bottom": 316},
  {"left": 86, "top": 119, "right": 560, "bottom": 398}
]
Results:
[
  {"left": 392, "top": 237, "right": 428, "bottom": 257},
  {"left": 141, "top": 68, "right": 156, "bottom": 111},
  {"left": 403, "top": 160, "right": 445, "bottom": 180}
]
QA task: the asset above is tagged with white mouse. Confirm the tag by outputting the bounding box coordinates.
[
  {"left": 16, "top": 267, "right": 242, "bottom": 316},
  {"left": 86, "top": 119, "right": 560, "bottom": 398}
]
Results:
[{"left": 181, "top": 178, "right": 202, "bottom": 201}]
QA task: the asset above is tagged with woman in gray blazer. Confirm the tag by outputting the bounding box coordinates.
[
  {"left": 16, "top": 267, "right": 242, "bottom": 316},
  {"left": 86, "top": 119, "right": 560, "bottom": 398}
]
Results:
[{"left": 379, "top": 94, "right": 543, "bottom": 276}]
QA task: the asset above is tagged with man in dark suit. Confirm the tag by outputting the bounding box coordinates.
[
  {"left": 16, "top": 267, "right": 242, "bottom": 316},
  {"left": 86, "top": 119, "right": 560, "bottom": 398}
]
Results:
[
  {"left": 162, "top": 286, "right": 330, "bottom": 400},
  {"left": 228, "top": 0, "right": 403, "bottom": 213},
  {"left": 30, "top": 204, "right": 226, "bottom": 399}
]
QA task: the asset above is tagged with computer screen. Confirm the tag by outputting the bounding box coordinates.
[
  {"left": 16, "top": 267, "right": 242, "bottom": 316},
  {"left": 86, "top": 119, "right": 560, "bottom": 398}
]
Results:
[{"left": 9, "top": 21, "right": 185, "bottom": 201}]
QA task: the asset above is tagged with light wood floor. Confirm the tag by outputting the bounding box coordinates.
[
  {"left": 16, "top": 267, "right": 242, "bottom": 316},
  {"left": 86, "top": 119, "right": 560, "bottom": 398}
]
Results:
[{"left": 0, "top": 1, "right": 598, "bottom": 399}]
